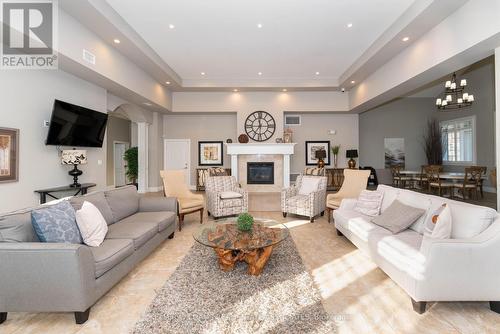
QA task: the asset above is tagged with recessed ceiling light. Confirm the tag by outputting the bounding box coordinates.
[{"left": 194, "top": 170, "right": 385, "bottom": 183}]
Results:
[
  {"left": 201, "top": 72, "right": 206, "bottom": 75},
  {"left": 347, "top": 23, "right": 353, "bottom": 28},
  {"left": 113, "top": 39, "right": 120, "bottom": 44},
  {"left": 282, "top": 89, "right": 287, "bottom": 92},
  {"left": 143, "top": 102, "right": 152, "bottom": 106},
  {"left": 165, "top": 81, "right": 171, "bottom": 85},
  {"left": 351, "top": 80, "right": 355, "bottom": 84},
  {"left": 257, "top": 23, "right": 263, "bottom": 28},
  {"left": 315, "top": 71, "right": 320, "bottom": 75},
  {"left": 402, "top": 36, "right": 410, "bottom": 42},
  {"left": 233, "top": 89, "right": 238, "bottom": 92},
  {"left": 169, "top": 24, "right": 175, "bottom": 29},
  {"left": 258, "top": 72, "right": 262, "bottom": 76}
]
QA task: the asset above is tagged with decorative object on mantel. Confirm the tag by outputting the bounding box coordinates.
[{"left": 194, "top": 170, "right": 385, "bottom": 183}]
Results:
[
  {"left": 346, "top": 149, "right": 358, "bottom": 169},
  {"left": 244, "top": 111, "right": 276, "bottom": 142},
  {"left": 237, "top": 213, "right": 254, "bottom": 231},
  {"left": 422, "top": 119, "right": 443, "bottom": 165},
  {"left": 305, "top": 141, "right": 330, "bottom": 166},
  {"left": 436, "top": 72, "right": 474, "bottom": 110},
  {"left": 61, "top": 149, "right": 87, "bottom": 187},
  {"left": 226, "top": 138, "right": 233, "bottom": 143},
  {"left": 331, "top": 145, "right": 340, "bottom": 168},
  {"left": 275, "top": 137, "right": 283, "bottom": 143},
  {"left": 283, "top": 127, "right": 293, "bottom": 143},
  {"left": 124, "top": 146, "right": 138, "bottom": 187},
  {"left": 315, "top": 149, "right": 326, "bottom": 168},
  {"left": 0, "top": 127, "right": 19, "bottom": 183},
  {"left": 198, "top": 141, "right": 223, "bottom": 166},
  {"left": 238, "top": 134, "right": 249, "bottom": 143}
]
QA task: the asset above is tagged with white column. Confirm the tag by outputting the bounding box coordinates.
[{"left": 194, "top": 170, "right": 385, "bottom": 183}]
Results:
[
  {"left": 283, "top": 154, "right": 291, "bottom": 188},
  {"left": 231, "top": 155, "right": 238, "bottom": 182},
  {"left": 495, "top": 47, "right": 500, "bottom": 210},
  {"left": 137, "top": 122, "right": 149, "bottom": 193}
]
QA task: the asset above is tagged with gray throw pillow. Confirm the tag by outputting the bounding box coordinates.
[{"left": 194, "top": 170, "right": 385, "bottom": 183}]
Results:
[
  {"left": 371, "top": 200, "right": 426, "bottom": 234},
  {"left": 31, "top": 201, "right": 82, "bottom": 244},
  {"left": 0, "top": 212, "right": 39, "bottom": 242}
]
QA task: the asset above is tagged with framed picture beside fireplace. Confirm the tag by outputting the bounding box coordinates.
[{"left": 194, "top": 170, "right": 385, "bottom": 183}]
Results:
[
  {"left": 0, "top": 127, "right": 19, "bottom": 183},
  {"left": 198, "top": 141, "right": 223, "bottom": 166},
  {"left": 305, "top": 141, "right": 330, "bottom": 166}
]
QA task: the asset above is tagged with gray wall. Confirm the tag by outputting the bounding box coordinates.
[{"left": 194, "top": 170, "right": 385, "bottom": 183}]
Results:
[
  {"left": 359, "top": 58, "right": 495, "bottom": 188},
  {"left": 287, "top": 113, "right": 359, "bottom": 173},
  {"left": 0, "top": 70, "right": 107, "bottom": 213},
  {"left": 106, "top": 116, "right": 131, "bottom": 186},
  {"left": 163, "top": 113, "right": 237, "bottom": 187}
]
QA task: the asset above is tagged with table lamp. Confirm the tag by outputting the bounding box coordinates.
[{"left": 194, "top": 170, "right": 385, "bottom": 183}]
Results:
[
  {"left": 61, "top": 149, "right": 87, "bottom": 187},
  {"left": 315, "top": 149, "right": 327, "bottom": 168},
  {"left": 346, "top": 149, "right": 358, "bottom": 169}
]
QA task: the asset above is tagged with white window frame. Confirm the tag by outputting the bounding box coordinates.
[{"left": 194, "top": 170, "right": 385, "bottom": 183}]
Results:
[{"left": 440, "top": 115, "right": 477, "bottom": 165}]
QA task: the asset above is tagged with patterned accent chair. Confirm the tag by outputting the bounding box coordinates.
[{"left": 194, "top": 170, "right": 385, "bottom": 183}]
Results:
[
  {"left": 281, "top": 174, "right": 327, "bottom": 222},
  {"left": 205, "top": 176, "right": 248, "bottom": 219}
]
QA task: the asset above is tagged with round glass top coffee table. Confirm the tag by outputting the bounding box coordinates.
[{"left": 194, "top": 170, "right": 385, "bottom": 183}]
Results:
[{"left": 193, "top": 218, "right": 290, "bottom": 276}]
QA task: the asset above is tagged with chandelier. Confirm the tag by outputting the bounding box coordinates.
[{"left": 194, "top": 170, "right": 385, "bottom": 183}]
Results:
[{"left": 435, "top": 73, "right": 474, "bottom": 110}]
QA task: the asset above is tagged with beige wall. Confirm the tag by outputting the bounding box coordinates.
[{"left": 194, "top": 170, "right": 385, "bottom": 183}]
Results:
[
  {"left": 0, "top": 70, "right": 107, "bottom": 213},
  {"left": 289, "top": 113, "right": 359, "bottom": 173},
  {"left": 106, "top": 116, "right": 131, "bottom": 186},
  {"left": 163, "top": 113, "right": 237, "bottom": 187}
]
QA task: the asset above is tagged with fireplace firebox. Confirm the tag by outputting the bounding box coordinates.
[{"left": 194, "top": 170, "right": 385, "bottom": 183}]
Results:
[{"left": 247, "top": 162, "right": 274, "bottom": 184}]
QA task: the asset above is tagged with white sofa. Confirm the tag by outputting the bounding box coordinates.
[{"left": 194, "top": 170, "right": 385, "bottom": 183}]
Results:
[{"left": 333, "top": 185, "right": 500, "bottom": 314}]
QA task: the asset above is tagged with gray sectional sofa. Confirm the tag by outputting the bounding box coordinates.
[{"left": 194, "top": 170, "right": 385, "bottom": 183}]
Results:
[{"left": 0, "top": 185, "right": 177, "bottom": 325}]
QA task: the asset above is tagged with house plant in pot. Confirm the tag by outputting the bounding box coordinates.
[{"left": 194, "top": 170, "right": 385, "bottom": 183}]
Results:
[{"left": 123, "top": 146, "right": 138, "bottom": 189}]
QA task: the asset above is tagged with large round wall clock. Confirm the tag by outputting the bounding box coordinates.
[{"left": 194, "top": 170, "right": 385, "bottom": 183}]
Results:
[{"left": 244, "top": 111, "right": 276, "bottom": 142}]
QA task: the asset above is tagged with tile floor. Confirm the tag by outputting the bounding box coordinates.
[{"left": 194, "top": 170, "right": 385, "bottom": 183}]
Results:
[{"left": 2, "top": 209, "right": 499, "bottom": 333}]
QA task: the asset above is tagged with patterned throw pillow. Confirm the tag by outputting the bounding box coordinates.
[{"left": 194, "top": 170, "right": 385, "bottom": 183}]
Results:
[
  {"left": 31, "top": 201, "right": 82, "bottom": 244},
  {"left": 354, "top": 190, "right": 384, "bottom": 217},
  {"left": 304, "top": 167, "right": 325, "bottom": 176},
  {"left": 423, "top": 203, "right": 452, "bottom": 239}
]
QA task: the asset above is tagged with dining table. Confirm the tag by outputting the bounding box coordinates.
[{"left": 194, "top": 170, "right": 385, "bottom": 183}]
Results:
[{"left": 399, "top": 170, "right": 486, "bottom": 180}]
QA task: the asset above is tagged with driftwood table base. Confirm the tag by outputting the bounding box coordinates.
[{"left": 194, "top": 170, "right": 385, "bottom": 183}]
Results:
[{"left": 214, "top": 246, "right": 274, "bottom": 276}]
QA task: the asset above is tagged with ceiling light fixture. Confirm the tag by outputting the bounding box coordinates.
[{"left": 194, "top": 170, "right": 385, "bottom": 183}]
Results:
[
  {"left": 113, "top": 39, "right": 120, "bottom": 44},
  {"left": 436, "top": 73, "right": 474, "bottom": 111},
  {"left": 233, "top": 89, "right": 238, "bottom": 92},
  {"left": 282, "top": 89, "right": 287, "bottom": 92},
  {"left": 201, "top": 72, "right": 206, "bottom": 75},
  {"left": 258, "top": 72, "right": 262, "bottom": 76},
  {"left": 169, "top": 24, "right": 175, "bottom": 29},
  {"left": 351, "top": 80, "right": 355, "bottom": 84},
  {"left": 402, "top": 36, "right": 410, "bottom": 42},
  {"left": 165, "top": 81, "right": 171, "bottom": 85},
  {"left": 315, "top": 71, "right": 320, "bottom": 75},
  {"left": 143, "top": 102, "right": 152, "bottom": 106},
  {"left": 257, "top": 23, "right": 263, "bottom": 28},
  {"left": 347, "top": 23, "right": 353, "bottom": 28}
]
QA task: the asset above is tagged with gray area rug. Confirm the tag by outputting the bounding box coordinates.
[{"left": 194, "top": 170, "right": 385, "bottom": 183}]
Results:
[{"left": 133, "top": 237, "right": 337, "bottom": 334}]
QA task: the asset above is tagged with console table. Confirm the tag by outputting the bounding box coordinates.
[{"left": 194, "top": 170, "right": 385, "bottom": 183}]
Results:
[{"left": 34, "top": 183, "right": 96, "bottom": 204}]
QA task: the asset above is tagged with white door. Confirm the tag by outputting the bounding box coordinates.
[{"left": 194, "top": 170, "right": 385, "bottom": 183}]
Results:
[
  {"left": 114, "top": 142, "right": 129, "bottom": 187},
  {"left": 164, "top": 139, "right": 191, "bottom": 186}
]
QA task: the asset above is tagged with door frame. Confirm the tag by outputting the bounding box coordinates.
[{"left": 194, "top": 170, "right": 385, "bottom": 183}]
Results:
[
  {"left": 113, "top": 141, "right": 130, "bottom": 187},
  {"left": 163, "top": 138, "right": 191, "bottom": 187}
]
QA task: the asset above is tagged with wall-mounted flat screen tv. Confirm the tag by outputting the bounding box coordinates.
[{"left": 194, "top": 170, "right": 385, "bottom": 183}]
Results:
[{"left": 45, "top": 99, "right": 108, "bottom": 147}]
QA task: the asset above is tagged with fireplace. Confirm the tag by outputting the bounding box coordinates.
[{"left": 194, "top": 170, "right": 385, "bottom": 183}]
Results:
[{"left": 247, "top": 162, "right": 274, "bottom": 184}]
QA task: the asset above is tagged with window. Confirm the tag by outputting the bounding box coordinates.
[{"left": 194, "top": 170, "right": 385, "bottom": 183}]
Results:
[{"left": 440, "top": 116, "right": 475, "bottom": 164}]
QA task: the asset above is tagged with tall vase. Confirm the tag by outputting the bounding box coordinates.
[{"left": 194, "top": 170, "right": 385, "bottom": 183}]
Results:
[{"left": 333, "top": 154, "right": 338, "bottom": 168}]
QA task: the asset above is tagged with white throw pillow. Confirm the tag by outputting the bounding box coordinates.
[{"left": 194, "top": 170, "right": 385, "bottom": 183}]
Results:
[
  {"left": 423, "top": 203, "right": 452, "bottom": 239},
  {"left": 354, "top": 190, "right": 384, "bottom": 217},
  {"left": 298, "top": 176, "right": 321, "bottom": 195},
  {"left": 75, "top": 201, "right": 108, "bottom": 247},
  {"left": 220, "top": 191, "right": 243, "bottom": 199}
]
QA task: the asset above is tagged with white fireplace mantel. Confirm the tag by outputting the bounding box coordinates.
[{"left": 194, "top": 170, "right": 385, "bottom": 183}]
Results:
[{"left": 226, "top": 143, "right": 296, "bottom": 188}]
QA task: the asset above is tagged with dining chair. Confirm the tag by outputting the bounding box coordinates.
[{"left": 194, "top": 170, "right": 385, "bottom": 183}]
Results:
[
  {"left": 476, "top": 166, "right": 487, "bottom": 198},
  {"left": 390, "top": 165, "right": 412, "bottom": 189},
  {"left": 454, "top": 167, "right": 483, "bottom": 200},
  {"left": 413, "top": 165, "right": 429, "bottom": 191},
  {"left": 425, "top": 166, "right": 454, "bottom": 198}
]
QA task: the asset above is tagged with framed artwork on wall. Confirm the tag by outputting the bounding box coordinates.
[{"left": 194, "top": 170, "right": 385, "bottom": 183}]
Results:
[
  {"left": 0, "top": 127, "right": 19, "bottom": 183},
  {"left": 384, "top": 138, "right": 405, "bottom": 168},
  {"left": 305, "top": 141, "right": 330, "bottom": 166},
  {"left": 198, "top": 141, "right": 223, "bottom": 166}
]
